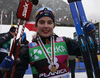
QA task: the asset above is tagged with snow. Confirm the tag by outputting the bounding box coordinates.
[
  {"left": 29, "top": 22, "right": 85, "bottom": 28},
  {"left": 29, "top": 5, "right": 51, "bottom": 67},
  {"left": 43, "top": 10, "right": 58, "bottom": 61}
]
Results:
[
  {"left": 24, "top": 72, "right": 87, "bottom": 78},
  {"left": 0, "top": 25, "right": 76, "bottom": 42},
  {"left": 23, "top": 72, "right": 87, "bottom": 78}
]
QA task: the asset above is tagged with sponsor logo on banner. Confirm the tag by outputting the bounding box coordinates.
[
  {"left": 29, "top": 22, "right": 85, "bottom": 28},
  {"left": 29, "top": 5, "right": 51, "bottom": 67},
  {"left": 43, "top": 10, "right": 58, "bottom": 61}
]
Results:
[
  {"left": 29, "top": 42, "right": 38, "bottom": 48},
  {"left": 39, "top": 69, "right": 68, "bottom": 78},
  {"left": 56, "top": 37, "right": 63, "bottom": 42},
  {"left": 22, "top": 2, "right": 29, "bottom": 18},
  {"left": 33, "top": 45, "right": 67, "bottom": 60}
]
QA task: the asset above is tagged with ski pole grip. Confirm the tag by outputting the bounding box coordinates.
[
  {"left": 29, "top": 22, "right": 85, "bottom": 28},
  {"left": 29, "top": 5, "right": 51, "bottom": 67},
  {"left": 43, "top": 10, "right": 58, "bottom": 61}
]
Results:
[
  {"left": 16, "top": 0, "right": 33, "bottom": 21},
  {"left": 67, "top": 0, "right": 81, "bottom": 3}
]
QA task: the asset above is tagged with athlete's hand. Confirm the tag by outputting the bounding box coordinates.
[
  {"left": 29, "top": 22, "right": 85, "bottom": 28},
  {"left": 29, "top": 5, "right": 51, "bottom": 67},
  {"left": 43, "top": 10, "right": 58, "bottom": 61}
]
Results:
[
  {"left": 0, "top": 56, "right": 14, "bottom": 72},
  {"left": 83, "top": 22, "right": 96, "bottom": 36}
]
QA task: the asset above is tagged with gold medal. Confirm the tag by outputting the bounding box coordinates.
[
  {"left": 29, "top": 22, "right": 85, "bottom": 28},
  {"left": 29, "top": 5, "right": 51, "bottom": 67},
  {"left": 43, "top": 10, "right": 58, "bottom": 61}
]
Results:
[
  {"left": 50, "top": 65, "right": 57, "bottom": 73},
  {"left": 38, "top": 35, "right": 57, "bottom": 73}
]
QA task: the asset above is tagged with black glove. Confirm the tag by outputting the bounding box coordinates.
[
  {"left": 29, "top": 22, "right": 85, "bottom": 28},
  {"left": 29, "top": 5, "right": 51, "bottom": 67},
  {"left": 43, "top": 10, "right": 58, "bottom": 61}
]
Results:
[
  {"left": 83, "top": 22, "right": 96, "bottom": 36},
  {"left": 29, "top": 0, "right": 39, "bottom": 5}
]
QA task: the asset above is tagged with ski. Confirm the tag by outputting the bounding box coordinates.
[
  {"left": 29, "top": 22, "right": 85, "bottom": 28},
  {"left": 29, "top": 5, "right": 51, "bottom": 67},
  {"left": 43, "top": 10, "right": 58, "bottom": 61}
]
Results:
[
  {"left": 75, "top": 1, "right": 100, "bottom": 78},
  {"left": 67, "top": 0, "right": 94, "bottom": 78}
]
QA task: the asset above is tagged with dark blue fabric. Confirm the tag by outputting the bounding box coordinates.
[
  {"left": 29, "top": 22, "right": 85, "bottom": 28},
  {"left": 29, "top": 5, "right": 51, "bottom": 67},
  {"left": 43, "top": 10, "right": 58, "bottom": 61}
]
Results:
[
  {"left": 83, "top": 22, "right": 96, "bottom": 34},
  {"left": 9, "top": 26, "right": 16, "bottom": 32},
  {"left": 0, "top": 56, "right": 14, "bottom": 70},
  {"left": 36, "top": 7, "right": 55, "bottom": 25}
]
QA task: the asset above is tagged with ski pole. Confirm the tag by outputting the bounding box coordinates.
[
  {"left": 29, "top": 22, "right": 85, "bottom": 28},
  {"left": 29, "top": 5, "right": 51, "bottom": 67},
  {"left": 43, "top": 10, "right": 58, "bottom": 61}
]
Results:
[
  {"left": 9, "top": 19, "right": 21, "bottom": 57},
  {"left": 4, "top": 0, "right": 33, "bottom": 78},
  {"left": 4, "top": 19, "right": 21, "bottom": 78},
  {"left": 10, "top": 20, "right": 26, "bottom": 78}
]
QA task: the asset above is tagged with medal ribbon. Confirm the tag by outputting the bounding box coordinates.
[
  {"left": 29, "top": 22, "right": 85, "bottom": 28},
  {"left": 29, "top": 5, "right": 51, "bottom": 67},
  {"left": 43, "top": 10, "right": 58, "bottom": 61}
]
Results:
[
  {"left": 51, "top": 36, "right": 55, "bottom": 63},
  {"left": 37, "top": 35, "right": 55, "bottom": 65}
]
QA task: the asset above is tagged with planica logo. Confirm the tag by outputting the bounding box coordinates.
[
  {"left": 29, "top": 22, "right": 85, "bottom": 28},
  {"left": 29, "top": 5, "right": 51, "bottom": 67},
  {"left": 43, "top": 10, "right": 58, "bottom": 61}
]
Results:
[{"left": 39, "top": 69, "right": 68, "bottom": 78}]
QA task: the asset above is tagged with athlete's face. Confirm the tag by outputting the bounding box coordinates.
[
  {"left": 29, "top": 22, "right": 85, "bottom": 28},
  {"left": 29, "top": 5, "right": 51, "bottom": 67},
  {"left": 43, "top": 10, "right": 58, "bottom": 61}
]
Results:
[
  {"left": 36, "top": 17, "right": 55, "bottom": 37},
  {"left": 10, "top": 32, "right": 15, "bottom": 38}
]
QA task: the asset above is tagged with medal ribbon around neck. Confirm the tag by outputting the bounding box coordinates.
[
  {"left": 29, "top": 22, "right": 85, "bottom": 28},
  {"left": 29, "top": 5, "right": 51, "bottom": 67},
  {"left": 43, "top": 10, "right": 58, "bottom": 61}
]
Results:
[{"left": 37, "top": 35, "right": 55, "bottom": 65}]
